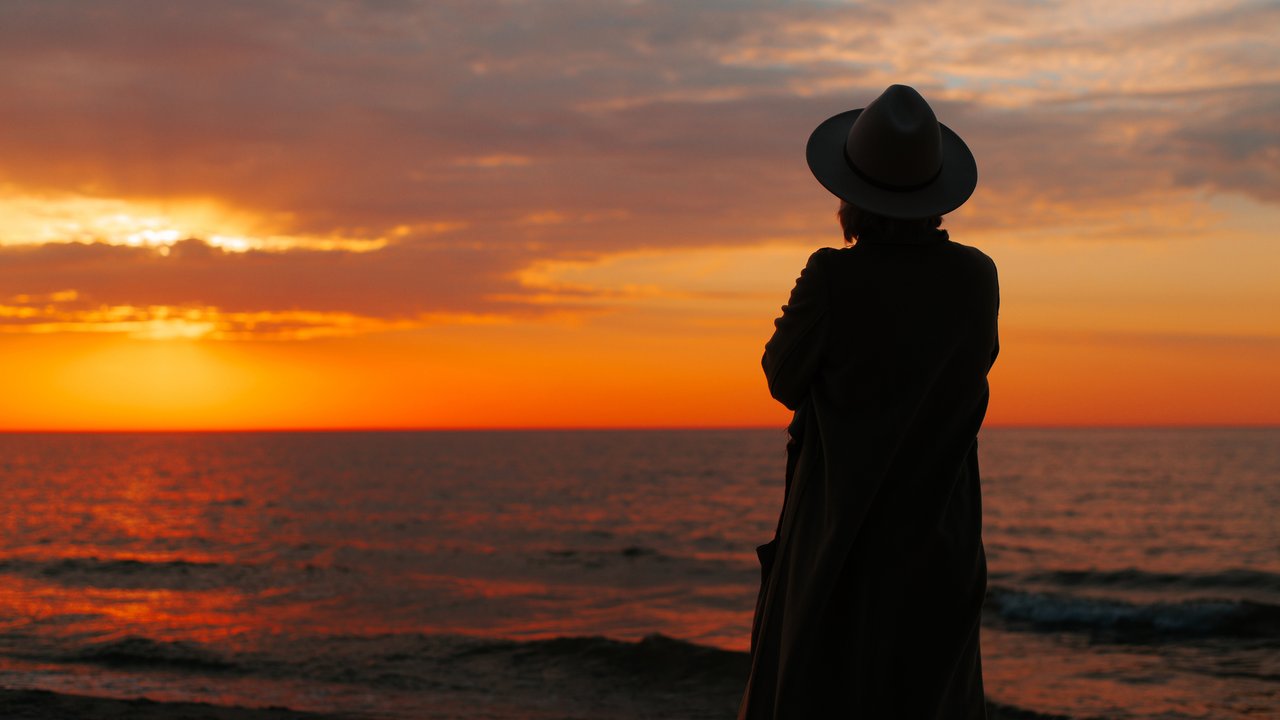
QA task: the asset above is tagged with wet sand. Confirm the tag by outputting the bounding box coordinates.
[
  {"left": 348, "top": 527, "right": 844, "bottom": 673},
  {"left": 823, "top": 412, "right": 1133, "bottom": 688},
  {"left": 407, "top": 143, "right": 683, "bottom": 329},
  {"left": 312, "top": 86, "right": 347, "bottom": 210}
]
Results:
[
  {"left": 0, "top": 688, "right": 344, "bottom": 720},
  {"left": 0, "top": 685, "right": 1082, "bottom": 720}
]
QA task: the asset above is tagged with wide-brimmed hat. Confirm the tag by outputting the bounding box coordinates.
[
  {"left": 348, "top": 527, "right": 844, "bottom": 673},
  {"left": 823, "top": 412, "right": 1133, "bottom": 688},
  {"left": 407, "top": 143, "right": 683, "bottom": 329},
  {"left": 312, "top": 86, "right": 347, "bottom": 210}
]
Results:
[{"left": 806, "top": 84, "right": 976, "bottom": 219}]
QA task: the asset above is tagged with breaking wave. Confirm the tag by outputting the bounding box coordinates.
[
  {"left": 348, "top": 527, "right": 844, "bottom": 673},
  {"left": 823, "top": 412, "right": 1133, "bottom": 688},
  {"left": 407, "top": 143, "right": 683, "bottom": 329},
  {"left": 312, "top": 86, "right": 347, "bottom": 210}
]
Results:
[{"left": 987, "top": 586, "right": 1280, "bottom": 643}]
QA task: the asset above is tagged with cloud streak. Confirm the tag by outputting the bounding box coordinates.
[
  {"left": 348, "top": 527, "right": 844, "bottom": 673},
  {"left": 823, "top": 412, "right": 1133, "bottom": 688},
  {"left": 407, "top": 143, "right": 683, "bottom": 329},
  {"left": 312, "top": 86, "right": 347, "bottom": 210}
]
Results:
[{"left": 0, "top": 238, "right": 531, "bottom": 338}]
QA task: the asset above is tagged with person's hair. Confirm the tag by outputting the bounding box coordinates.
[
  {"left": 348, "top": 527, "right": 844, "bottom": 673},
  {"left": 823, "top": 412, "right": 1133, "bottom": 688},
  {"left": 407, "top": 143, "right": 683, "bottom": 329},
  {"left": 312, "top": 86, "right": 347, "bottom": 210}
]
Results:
[{"left": 837, "top": 200, "right": 943, "bottom": 244}]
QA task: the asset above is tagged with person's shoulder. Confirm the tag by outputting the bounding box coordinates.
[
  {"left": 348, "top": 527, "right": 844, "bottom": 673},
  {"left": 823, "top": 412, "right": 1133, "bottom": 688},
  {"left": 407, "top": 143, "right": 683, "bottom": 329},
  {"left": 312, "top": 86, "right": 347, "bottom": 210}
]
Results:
[
  {"left": 800, "top": 245, "right": 842, "bottom": 271},
  {"left": 943, "top": 239, "right": 998, "bottom": 271},
  {"left": 808, "top": 245, "right": 841, "bottom": 261}
]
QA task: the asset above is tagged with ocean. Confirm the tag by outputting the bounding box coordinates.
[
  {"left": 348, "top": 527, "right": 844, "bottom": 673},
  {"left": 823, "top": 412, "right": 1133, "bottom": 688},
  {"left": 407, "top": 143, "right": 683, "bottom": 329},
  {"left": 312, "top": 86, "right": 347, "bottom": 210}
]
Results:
[{"left": 0, "top": 428, "right": 1275, "bottom": 719}]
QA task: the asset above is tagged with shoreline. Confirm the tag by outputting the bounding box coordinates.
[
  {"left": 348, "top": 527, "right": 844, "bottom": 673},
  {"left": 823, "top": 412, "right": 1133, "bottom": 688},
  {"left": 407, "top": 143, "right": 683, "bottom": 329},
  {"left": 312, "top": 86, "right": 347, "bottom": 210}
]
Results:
[
  {"left": 0, "top": 687, "right": 348, "bottom": 720},
  {"left": 0, "top": 685, "right": 1083, "bottom": 720}
]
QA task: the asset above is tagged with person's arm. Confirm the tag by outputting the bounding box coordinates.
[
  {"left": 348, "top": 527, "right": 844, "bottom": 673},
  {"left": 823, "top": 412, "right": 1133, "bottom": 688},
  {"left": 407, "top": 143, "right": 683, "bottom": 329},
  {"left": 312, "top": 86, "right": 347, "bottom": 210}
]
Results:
[
  {"left": 989, "top": 263, "right": 1001, "bottom": 369},
  {"left": 762, "top": 248, "right": 832, "bottom": 410}
]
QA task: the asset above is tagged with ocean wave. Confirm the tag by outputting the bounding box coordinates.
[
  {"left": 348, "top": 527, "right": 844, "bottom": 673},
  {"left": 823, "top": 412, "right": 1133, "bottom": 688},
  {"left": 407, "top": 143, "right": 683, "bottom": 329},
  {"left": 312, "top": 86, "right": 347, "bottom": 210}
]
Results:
[
  {"left": 8, "top": 631, "right": 1096, "bottom": 719},
  {"left": 458, "top": 633, "right": 750, "bottom": 688},
  {"left": 0, "top": 556, "right": 223, "bottom": 575},
  {"left": 0, "top": 556, "right": 256, "bottom": 591},
  {"left": 1012, "top": 568, "right": 1280, "bottom": 593},
  {"left": 18, "top": 631, "right": 749, "bottom": 690},
  {"left": 66, "top": 636, "right": 236, "bottom": 671},
  {"left": 529, "top": 545, "right": 753, "bottom": 582},
  {"left": 987, "top": 586, "right": 1280, "bottom": 643},
  {"left": 535, "top": 545, "right": 675, "bottom": 567}
]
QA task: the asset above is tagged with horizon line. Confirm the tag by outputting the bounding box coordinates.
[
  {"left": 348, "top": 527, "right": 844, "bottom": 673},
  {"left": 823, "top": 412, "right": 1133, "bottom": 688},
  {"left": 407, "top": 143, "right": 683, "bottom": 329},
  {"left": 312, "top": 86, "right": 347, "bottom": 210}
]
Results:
[{"left": 1, "top": 422, "right": 1278, "bottom": 434}]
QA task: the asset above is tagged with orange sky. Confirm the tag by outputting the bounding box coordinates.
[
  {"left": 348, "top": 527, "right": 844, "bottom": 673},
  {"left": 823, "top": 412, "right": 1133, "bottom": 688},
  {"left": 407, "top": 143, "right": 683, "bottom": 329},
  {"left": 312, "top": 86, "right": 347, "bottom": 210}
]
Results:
[{"left": 1, "top": 1, "right": 1277, "bottom": 430}]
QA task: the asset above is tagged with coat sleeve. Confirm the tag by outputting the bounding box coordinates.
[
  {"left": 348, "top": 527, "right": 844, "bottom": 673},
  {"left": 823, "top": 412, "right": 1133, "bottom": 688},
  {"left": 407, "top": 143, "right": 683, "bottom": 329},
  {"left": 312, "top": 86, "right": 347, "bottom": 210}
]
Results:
[
  {"left": 989, "top": 262, "right": 1001, "bottom": 369},
  {"left": 762, "top": 249, "right": 831, "bottom": 410}
]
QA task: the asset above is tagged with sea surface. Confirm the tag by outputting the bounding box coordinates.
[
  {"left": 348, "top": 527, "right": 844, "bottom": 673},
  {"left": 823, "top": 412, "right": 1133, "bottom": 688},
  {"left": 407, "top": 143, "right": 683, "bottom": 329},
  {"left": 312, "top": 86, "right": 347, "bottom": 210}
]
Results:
[{"left": 0, "top": 429, "right": 1275, "bottom": 719}]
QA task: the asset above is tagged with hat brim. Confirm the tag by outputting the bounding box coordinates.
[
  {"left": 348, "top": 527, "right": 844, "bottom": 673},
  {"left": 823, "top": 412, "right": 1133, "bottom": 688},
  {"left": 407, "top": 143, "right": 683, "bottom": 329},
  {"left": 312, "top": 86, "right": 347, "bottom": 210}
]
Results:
[{"left": 806, "top": 108, "right": 977, "bottom": 219}]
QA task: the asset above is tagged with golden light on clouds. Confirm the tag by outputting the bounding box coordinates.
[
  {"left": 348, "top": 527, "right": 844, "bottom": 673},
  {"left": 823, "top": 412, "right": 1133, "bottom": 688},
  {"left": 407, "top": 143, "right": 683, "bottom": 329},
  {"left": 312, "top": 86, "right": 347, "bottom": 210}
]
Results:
[
  {"left": 0, "top": 0, "right": 1276, "bottom": 429},
  {"left": 0, "top": 301, "right": 427, "bottom": 341},
  {"left": 0, "top": 191, "right": 387, "bottom": 253}
]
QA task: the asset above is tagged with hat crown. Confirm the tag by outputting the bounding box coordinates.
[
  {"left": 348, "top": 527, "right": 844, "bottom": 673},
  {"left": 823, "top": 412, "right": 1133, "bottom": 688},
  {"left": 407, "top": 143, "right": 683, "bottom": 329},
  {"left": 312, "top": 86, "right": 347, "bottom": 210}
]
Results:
[
  {"left": 805, "top": 83, "right": 976, "bottom": 219},
  {"left": 844, "top": 85, "right": 943, "bottom": 190}
]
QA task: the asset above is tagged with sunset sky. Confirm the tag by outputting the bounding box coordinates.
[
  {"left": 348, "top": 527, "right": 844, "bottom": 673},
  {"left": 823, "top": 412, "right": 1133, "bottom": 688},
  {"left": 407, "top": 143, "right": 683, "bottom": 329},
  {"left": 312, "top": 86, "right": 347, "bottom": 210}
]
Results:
[{"left": 1, "top": 0, "right": 1277, "bottom": 430}]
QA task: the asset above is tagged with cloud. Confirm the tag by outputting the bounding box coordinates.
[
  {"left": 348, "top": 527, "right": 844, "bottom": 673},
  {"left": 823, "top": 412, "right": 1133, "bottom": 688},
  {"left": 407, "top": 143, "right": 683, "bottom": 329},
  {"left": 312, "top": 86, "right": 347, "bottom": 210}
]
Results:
[
  {"left": 0, "top": 0, "right": 1275, "bottom": 337},
  {"left": 0, "top": 300, "right": 489, "bottom": 341},
  {"left": 0, "top": 238, "right": 532, "bottom": 339}
]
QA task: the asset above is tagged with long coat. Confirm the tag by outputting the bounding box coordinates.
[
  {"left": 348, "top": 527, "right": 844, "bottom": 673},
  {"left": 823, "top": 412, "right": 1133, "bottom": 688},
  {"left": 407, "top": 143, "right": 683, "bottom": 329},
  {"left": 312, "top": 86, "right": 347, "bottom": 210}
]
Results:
[{"left": 740, "top": 229, "right": 999, "bottom": 719}]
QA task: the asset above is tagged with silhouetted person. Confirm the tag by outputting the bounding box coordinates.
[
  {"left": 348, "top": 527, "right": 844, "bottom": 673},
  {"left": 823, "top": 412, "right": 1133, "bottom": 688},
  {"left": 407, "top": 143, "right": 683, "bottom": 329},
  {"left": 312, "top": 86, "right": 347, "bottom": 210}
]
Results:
[{"left": 739, "top": 85, "right": 999, "bottom": 719}]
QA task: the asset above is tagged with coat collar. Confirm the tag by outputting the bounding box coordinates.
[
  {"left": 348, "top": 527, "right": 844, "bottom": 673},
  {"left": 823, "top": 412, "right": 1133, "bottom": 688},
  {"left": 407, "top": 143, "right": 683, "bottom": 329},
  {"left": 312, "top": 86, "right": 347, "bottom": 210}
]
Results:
[{"left": 856, "top": 226, "right": 950, "bottom": 246}]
